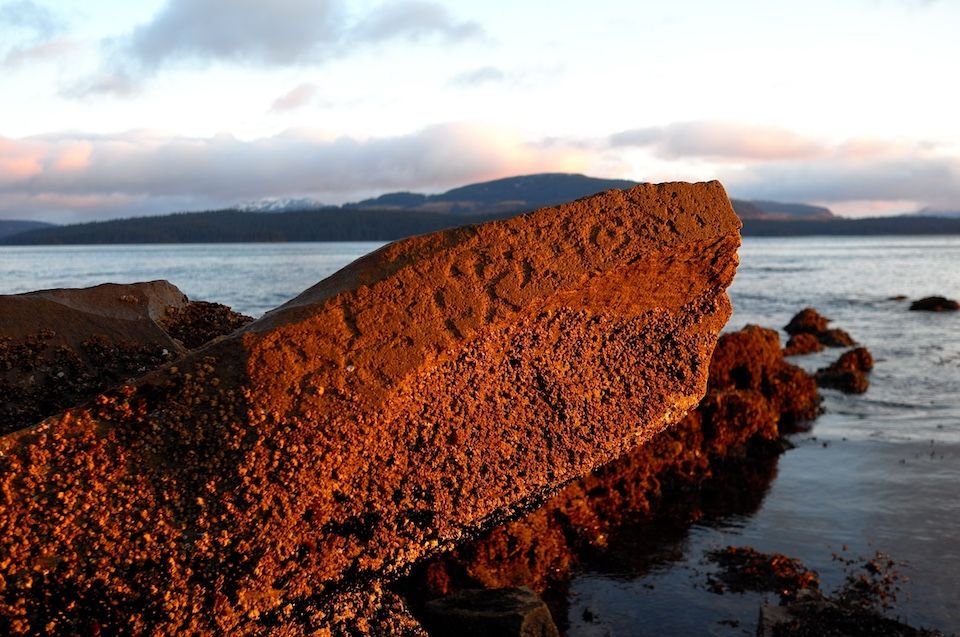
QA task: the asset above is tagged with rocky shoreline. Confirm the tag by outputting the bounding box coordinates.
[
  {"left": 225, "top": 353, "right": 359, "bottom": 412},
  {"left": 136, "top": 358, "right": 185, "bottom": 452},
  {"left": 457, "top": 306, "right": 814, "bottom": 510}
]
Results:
[
  {"left": 0, "top": 184, "right": 943, "bottom": 635},
  {"left": 0, "top": 183, "right": 742, "bottom": 635}
]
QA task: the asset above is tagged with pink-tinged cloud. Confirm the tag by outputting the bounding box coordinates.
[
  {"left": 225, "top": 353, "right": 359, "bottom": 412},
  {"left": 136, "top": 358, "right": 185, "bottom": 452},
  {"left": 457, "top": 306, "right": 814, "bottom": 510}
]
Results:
[
  {"left": 1, "top": 36, "right": 75, "bottom": 69},
  {"left": 51, "top": 142, "right": 93, "bottom": 172},
  {"left": 0, "top": 125, "right": 590, "bottom": 221},
  {"left": 270, "top": 83, "right": 319, "bottom": 112},
  {"left": 611, "top": 120, "right": 826, "bottom": 161}
]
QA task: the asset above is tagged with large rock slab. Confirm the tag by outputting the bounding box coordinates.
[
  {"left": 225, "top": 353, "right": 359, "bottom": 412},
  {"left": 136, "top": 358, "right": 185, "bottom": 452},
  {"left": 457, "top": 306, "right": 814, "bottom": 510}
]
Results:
[{"left": 0, "top": 182, "right": 740, "bottom": 634}]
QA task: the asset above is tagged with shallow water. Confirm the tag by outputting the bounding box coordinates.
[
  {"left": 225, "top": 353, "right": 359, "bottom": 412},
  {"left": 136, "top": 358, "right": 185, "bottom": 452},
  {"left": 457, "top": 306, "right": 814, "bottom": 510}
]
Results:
[
  {"left": 0, "top": 242, "right": 384, "bottom": 317},
  {"left": 1, "top": 236, "right": 958, "bottom": 633}
]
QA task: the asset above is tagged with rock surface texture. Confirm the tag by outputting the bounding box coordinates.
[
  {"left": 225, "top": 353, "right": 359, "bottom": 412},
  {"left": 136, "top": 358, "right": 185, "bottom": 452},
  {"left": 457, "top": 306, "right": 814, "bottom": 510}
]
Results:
[
  {"left": 405, "top": 324, "right": 820, "bottom": 604},
  {"left": 0, "top": 182, "right": 740, "bottom": 634}
]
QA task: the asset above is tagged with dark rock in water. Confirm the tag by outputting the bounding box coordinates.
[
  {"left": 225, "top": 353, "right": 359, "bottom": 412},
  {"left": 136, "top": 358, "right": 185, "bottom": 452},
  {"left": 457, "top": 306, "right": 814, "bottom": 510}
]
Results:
[
  {"left": 819, "top": 327, "right": 856, "bottom": 348},
  {"left": 705, "top": 546, "right": 820, "bottom": 602},
  {"left": 816, "top": 369, "right": 869, "bottom": 394},
  {"left": 710, "top": 325, "right": 821, "bottom": 426},
  {"left": 784, "top": 308, "right": 829, "bottom": 335},
  {"left": 0, "top": 182, "right": 741, "bottom": 635},
  {"left": 784, "top": 333, "right": 824, "bottom": 356},
  {"left": 909, "top": 296, "right": 959, "bottom": 312},
  {"left": 783, "top": 307, "right": 857, "bottom": 348},
  {"left": 888, "top": 295, "right": 908, "bottom": 301},
  {"left": 423, "top": 587, "right": 559, "bottom": 637},
  {"left": 816, "top": 347, "right": 873, "bottom": 394},
  {"left": 834, "top": 347, "right": 874, "bottom": 373}
]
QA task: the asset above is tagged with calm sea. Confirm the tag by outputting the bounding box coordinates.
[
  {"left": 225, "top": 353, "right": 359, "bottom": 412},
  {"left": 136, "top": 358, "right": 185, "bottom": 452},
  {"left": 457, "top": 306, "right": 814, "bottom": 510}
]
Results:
[{"left": 2, "top": 237, "right": 958, "bottom": 634}]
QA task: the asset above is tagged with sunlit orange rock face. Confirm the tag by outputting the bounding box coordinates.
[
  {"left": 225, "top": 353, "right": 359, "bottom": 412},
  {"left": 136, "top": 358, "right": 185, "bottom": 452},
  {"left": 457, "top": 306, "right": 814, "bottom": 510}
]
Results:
[
  {"left": 0, "top": 182, "right": 740, "bottom": 634},
  {"left": 405, "top": 324, "right": 821, "bottom": 607}
]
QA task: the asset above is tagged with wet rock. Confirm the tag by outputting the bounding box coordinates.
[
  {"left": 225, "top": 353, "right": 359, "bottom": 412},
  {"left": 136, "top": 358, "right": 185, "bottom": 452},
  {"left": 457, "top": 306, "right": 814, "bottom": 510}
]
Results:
[
  {"left": 705, "top": 546, "right": 820, "bottom": 602},
  {"left": 888, "top": 295, "right": 908, "bottom": 302},
  {"left": 784, "top": 308, "right": 857, "bottom": 348},
  {"left": 816, "top": 347, "right": 873, "bottom": 394},
  {"left": 784, "top": 308, "right": 829, "bottom": 335},
  {"left": 0, "top": 182, "right": 741, "bottom": 634},
  {"left": 819, "top": 328, "right": 856, "bottom": 348},
  {"left": 909, "top": 296, "right": 959, "bottom": 312},
  {"left": 710, "top": 325, "right": 821, "bottom": 426},
  {"left": 783, "top": 333, "right": 823, "bottom": 356},
  {"left": 423, "top": 587, "right": 559, "bottom": 637}
]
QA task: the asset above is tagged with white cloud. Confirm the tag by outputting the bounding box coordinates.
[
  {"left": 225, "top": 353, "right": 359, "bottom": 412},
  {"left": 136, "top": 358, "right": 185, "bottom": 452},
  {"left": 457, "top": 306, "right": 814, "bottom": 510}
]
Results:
[
  {"left": 0, "top": 0, "right": 62, "bottom": 36},
  {"left": 351, "top": 1, "right": 481, "bottom": 43},
  {"left": 448, "top": 66, "right": 506, "bottom": 87},
  {"left": 724, "top": 153, "right": 960, "bottom": 210},
  {"left": 67, "top": 0, "right": 482, "bottom": 97},
  {"left": 611, "top": 121, "right": 826, "bottom": 161},
  {"left": 1, "top": 35, "right": 74, "bottom": 68},
  {"left": 270, "top": 83, "right": 319, "bottom": 112},
  {"left": 127, "top": 0, "right": 343, "bottom": 68}
]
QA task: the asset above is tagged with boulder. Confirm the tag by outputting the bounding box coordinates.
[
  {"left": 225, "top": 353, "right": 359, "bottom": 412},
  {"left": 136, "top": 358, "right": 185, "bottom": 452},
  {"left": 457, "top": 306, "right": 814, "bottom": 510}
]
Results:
[
  {"left": 815, "top": 347, "right": 874, "bottom": 394},
  {"left": 783, "top": 308, "right": 857, "bottom": 348},
  {"left": 784, "top": 308, "right": 829, "bottom": 335},
  {"left": 909, "top": 296, "right": 959, "bottom": 312},
  {"left": 783, "top": 332, "right": 823, "bottom": 356},
  {"left": 0, "top": 182, "right": 740, "bottom": 634},
  {"left": 0, "top": 283, "right": 252, "bottom": 433}
]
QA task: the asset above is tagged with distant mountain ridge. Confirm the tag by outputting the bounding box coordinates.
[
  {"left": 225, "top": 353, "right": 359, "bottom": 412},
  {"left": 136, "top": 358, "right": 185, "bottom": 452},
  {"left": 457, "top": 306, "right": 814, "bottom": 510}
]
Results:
[
  {"left": 345, "top": 173, "right": 836, "bottom": 221},
  {"left": 347, "top": 173, "right": 639, "bottom": 215},
  {"left": 0, "top": 219, "right": 56, "bottom": 240},
  {"left": 5, "top": 173, "right": 959, "bottom": 245}
]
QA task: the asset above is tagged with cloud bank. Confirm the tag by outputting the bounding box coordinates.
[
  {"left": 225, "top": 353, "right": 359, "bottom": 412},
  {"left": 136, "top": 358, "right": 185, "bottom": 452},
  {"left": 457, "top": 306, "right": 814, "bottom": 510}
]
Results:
[
  {"left": 0, "top": 124, "right": 587, "bottom": 221},
  {"left": 611, "top": 121, "right": 826, "bottom": 161}
]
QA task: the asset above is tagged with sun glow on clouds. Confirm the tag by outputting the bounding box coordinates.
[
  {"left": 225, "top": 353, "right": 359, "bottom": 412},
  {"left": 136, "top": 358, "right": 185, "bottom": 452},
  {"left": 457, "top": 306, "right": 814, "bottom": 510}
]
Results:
[{"left": 0, "top": 125, "right": 592, "bottom": 221}]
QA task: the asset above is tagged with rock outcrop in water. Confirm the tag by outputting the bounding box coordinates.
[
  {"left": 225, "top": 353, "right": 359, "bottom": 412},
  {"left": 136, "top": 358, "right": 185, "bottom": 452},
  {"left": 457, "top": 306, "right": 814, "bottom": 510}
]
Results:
[
  {"left": 0, "top": 182, "right": 740, "bottom": 634},
  {"left": 816, "top": 346, "right": 874, "bottom": 394},
  {"left": 909, "top": 296, "right": 959, "bottom": 312},
  {"left": 784, "top": 307, "right": 855, "bottom": 348},
  {"left": 0, "top": 282, "right": 251, "bottom": 433}
]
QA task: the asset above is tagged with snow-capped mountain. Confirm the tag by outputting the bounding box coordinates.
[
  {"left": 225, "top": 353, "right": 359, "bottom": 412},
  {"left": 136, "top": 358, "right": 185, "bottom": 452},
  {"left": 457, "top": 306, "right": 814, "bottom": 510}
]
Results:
[{"left": 236, "top": 197, "right": 326, "bottom": 212}]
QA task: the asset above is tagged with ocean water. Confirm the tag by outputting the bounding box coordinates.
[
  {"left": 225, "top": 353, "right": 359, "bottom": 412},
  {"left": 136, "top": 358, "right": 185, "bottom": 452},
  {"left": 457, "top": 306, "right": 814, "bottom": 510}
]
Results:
[
  {"left": 1, "top": 237, "right": 958, "bottom": 633},
  {"left": 0, "top": 242, "right": 385, "bottom": 318}
]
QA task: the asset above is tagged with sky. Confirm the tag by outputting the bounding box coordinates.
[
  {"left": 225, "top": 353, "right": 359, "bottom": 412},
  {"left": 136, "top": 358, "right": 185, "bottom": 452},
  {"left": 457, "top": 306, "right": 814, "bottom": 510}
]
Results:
[{"left": 1, "top": 0, "right": 959, "bottom": 222}]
